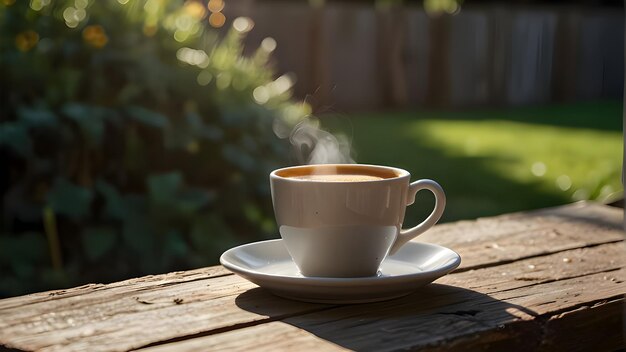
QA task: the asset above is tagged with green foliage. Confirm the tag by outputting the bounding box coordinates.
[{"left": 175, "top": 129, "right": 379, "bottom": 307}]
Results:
[
  {"left": 47, "top": 178, "right": 94, "bottom": 219},
  {"left": 0, "top": 0, "right": 308, "bottom": 296},
  {"left": 82, "top": 227, "right": 116, "bottom": 262}
]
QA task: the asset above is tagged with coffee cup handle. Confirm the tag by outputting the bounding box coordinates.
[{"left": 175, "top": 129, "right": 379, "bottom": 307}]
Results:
[{"left": 388, "top": 179, "right": 446, "bottom": 255}]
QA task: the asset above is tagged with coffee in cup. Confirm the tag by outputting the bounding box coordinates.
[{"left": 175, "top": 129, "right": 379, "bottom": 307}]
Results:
[{"left": 270, "top": 164, "right": 446, "bottom": 278}]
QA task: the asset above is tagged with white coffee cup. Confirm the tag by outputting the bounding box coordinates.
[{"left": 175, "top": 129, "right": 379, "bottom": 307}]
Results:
[{"left": 270, "top": 164, "right": 446, "bottom": 277}]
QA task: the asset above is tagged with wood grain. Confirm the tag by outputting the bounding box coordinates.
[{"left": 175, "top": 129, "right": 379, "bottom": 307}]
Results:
[
  {"left": 439, "top": 241, "right": 625, "bottom": 292},
  {"left": 0, "top": 275, "right": 324, "bottom": 352},
  {"left": 140, "top": 322, "right": 349, "bottom": 352},
  {"left": 419, "top": 202, "right": 624, "bottom": 271},
  {"left": 139, "top": 248, "right": 625, "bottom": 352},
  {"left": 0, "top": 202, "right": 623, "bottom": 352},
  {"left": 2, "top": 239, "right": 614, "bottom": 352},
  {"left": 0, "top": 266, "right": 231, "bottom": 311}
]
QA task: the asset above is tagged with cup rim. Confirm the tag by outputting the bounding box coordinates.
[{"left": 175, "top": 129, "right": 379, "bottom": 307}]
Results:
[{"left": 270, "top": 164, "right": 410, "bottom": 183}]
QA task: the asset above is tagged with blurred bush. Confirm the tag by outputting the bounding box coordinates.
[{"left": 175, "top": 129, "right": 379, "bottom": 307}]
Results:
[{"left": 0, "top": 0, "right": 308, "bottom": 297}]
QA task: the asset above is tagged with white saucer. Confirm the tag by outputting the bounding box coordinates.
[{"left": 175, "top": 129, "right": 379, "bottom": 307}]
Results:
[{"left": 220, "top": 239, "right": 461, "bottom": 304}]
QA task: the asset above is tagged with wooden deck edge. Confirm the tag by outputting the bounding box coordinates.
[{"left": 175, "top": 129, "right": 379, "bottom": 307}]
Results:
[
  {"left": 132, "top": 241, "right": 625, "bottom": 352},
  {"left": 421, "top": 296, "right": 625, "bottom": 351},
  {"left": 135, "top": 280, "right": 625, "bottom": 352}
]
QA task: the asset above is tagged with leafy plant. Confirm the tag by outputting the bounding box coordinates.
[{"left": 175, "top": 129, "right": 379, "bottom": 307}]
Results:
[{"left": 0, "top": 0, "right": 308, "bottom": 297}]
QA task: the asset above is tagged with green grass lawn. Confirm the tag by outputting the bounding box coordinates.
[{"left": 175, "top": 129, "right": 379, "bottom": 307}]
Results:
[{"left": 321, "top": 101, "right": 623, "bottom": 225}]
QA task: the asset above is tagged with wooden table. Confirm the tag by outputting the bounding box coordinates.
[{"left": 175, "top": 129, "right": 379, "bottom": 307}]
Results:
[{"left": 1, "top": 202, "right": 624, "bottom": 351}]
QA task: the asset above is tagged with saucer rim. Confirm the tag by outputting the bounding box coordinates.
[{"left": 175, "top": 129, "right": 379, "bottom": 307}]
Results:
[{"left": 220, "top": 239, "right": 461, "bottom": 287}]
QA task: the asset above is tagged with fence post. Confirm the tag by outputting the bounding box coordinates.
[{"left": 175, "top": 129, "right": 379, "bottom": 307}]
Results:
[
  {"left": 426, "top": 15, "right": 450, "bottom": 107},
  {"left": 377, "top": 5, "right": 408, "bottom": 108}
]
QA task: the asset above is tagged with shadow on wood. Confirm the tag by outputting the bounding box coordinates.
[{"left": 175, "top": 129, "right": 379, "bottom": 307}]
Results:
[{"left": 235, "top": 283, "right": 539, "bottom": 350}]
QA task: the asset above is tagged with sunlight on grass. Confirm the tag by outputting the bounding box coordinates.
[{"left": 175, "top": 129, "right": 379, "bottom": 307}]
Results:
[
  {"left": 323, "top": 102, "right": 623, "bottom": 222},
  {"left": 412, "top": 119, "right": 622, "bottom": 202}
]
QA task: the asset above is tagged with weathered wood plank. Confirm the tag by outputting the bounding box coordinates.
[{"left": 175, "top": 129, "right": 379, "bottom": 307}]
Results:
[
  {"left": 0, "top": 202, "right": 622, "bottom": 352},
  {"left": 0, "top": 266, "right": 231, "bottom": 311},
  {"left": 3, "top": 239, "right": 622, "bottom": 352},
  {"left": 0, "top": 275, "right": 326, "bottom": 352},
  {"left": 439, "top": 241, "right": 625, "bottom": 292},
  {"left": 252, "top": 250, "right": 626, "bottom": 350},
  {"left": 140, "top": 322, "right": 348, "bottom": 352},
  {"left": 416, "top": 299, "right": 625, "bottom": 352},
  {"left": 0, "top": 275, "right": 254, "bottom": 333},
  {"left": 421, "top": 202, "right": 624, "bottom": 271},
  {"left": 448, "top": 226, "right": 622, "bottom": 272},
  {"left": 420, "top": 201, "right": 622, "bottom": 249},
  {"left": 141, "top": 269, "right": 624, "bottom": 352},
  {"left": 537, "top": 299, "right": 625, "bottom": 351}
]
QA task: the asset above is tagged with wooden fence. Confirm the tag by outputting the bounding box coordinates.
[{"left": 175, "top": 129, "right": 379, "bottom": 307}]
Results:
[{"left": 225, "top": 2, "right": 623, "bottom": 111}]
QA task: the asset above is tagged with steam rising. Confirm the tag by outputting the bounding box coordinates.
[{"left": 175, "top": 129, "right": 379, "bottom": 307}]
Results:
[{"left": 274, "top": 117, "right": 354, "bottom": 165}]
